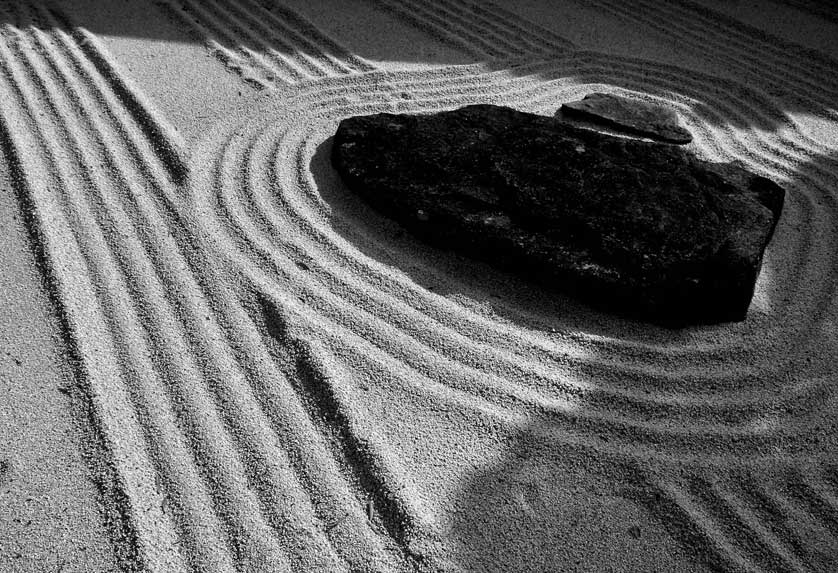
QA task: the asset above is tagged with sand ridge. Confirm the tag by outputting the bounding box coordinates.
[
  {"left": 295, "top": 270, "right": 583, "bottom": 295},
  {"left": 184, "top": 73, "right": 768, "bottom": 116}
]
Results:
[
  {"left": 0, "top": 0, "right": 836, "bottom": 571},
  {"left": 152, "top": 0, "right": 375, "bottom": 88}
]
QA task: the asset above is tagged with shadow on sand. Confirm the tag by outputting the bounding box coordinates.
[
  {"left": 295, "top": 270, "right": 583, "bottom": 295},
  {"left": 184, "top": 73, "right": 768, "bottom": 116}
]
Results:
[{"left": 446, "top": 421, "right": 718, "bottom": 573}]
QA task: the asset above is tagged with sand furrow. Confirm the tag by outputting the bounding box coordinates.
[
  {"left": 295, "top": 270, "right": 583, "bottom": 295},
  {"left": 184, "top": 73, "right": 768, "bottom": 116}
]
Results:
[
  {"left": 245, "top": 264, "right": 809, "bottom": 462},
  {"left": 69, "top": 30, "right": 189, "bottom": 183},
  {"left": 670, "top": 0, "right": 838, "bottom": 77},
  {"left": 402, "top": 0, "right": 533, "bottom": 56},
  {"left": 158, "top": 0, "right": 307, "bottom": 84},
  {"left": 0, "top": 22, "right": 289, "bottom": 573},
  {"left": 647, "top": 475, "right": 761, "bottom": 572},
  {"left": 576, "top": 0, "right": 838, "bottom": 120},
  {"left": 154, "top": 0, "right": 374, "bottom": 88},
  {"left": 0, "top": 21, "right": 207, "bottom": 573},
  {"left": 198, "top": 0, "right": 326, "bottom": 79},
  {"left": 230, "top": 0, "right": 371, "bottom": 76},
  {"left": 688, "top": 476, "right": 784, "bottom": 572},
  {"left": 709, "top": 466, "right": 838, "bottom": 572},
  {"left": 588, "top": 0, "right": 838, "bottom": 81},
  {"left": 23, "top": 12, "right": 397, "bottom": 571},
  {"left": 2, "top": 2, "right": 833, "bottom": 569},
  {"left": 787, "top": 467, "right": 838, "bottom": 540},
  {"left": 22, "top": 22, "right": 310, "bottom": 555},
  {"left": 151, "top": 0, "right": 297, "bottom": 86},
  {"left": 219, "top": 129, "right": 698, "bottom": 441},
  {"left": 251, "top": 0, "right": 375, "bottom": 74},
  {"left": 215, "top": 61, "right": 828, "bottom": 362},
  {"left": 363, "top": 0, "right": 571, "bottom": 60},
  {"left": 280, "top": 327, "right": 438, "bottom": 567},
  {"left": 361, "top": 0, "right": 495, "bottom": 59},
  {"left": 438, "top": 0, "right": 576, "bottom": 53},
  {"left": 39, "top": 6, "right": 189, "bottom": 183},
  {"left": 372, "top": 0, "right": 528, "bottom": 58},
  {"left": 778, "top": 0, "right": 838, "bottom": 24},
  {"left": 737, "top": 473, "right": 830, "bottom": 570},
  {"left": 0, "top": 71, "right": 184, "bottom": 573},
  {"left": 195, "top": 132, "right": 429, "bottom": 570},
  {"left": 210, "top": 0, "right": 336, "bottom": 78},
  {"left": 480, "top": 57, "right": 836, "bottom": 356},
  {"left": 628, "top": 463, "right": 838, "bottom": 572},
  {"left": 265, "top": 135, "right": 811, "bottom": 439},
  {"left": 706, "top": 478, "right": 811, "bottom": 572},
  {"left": 185, "top": 53, "right": 836, "bottom": 465},
  {"left": 24, "top": 4, "right": 189, "bottom": 186},
  {"left": 33, "top": 13, "right": 186, "bottom": 209},
  {"left": 0, "top": 8, "right": 387, "bottom": 571},
  {"left": 227, "top": 55, "right": 835, "bottom": 376}
]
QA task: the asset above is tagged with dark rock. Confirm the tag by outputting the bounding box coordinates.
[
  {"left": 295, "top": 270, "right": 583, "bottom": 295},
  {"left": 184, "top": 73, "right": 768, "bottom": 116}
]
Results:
[
  {"left": 331, "top": 104, "right": 784, "bottom": 325},
  {"left": 559, "top": 93, "right": 693, "bottom": 145}
]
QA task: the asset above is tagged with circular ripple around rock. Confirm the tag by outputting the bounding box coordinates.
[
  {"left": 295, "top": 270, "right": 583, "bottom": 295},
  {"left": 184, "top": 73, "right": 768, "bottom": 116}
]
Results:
[{"left": 189, "top": 53, "right": 838, "bottom": 459}]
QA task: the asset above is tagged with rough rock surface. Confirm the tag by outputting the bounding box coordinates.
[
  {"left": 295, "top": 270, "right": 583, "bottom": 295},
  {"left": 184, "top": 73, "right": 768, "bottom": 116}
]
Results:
[
  {"left": 331, "top": 104, "right": 784, "bottom": 324},
  {"left": 559, "top": 93, "right": 693, "bottom": 144}
]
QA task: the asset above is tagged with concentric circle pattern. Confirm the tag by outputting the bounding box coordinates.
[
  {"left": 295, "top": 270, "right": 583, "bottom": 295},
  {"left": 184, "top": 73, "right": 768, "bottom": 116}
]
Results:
[
  {"left": 183, "top": 52, "right": 838, "bottom": 570},
  {"left": 191, "top": 54, "right": 838, "bottom": 462}
]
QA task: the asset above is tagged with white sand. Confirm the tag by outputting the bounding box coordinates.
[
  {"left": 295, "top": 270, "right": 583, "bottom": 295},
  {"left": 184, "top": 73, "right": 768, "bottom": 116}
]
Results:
[
  {"left": 0, "top": 148, "right": 119, "bottom": 572},
  {"left": 1, "top": 0, "right": 836, "bottom": 571}
]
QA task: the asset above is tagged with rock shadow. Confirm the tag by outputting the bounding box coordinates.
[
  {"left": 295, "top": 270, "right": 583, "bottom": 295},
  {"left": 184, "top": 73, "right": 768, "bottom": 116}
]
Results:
[{"left": 447, "top": 421, "right": 714, "bottom": 573}]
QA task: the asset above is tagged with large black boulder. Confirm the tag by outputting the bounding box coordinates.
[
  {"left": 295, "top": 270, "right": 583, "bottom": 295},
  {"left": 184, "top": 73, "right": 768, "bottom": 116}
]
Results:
[{"left": 331, "top": 104, "right": 784, "bottom": 324}]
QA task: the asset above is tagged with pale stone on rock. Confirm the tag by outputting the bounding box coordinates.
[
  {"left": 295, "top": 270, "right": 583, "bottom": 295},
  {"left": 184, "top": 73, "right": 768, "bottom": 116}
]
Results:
[{"left": 559, "top": 92, "right": 693, "bottom": 145}]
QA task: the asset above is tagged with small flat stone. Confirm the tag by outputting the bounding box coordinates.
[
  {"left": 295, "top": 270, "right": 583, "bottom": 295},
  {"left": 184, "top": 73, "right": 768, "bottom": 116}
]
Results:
[{"left": 559, "top": 93, "right": 693, "bottom": 145}]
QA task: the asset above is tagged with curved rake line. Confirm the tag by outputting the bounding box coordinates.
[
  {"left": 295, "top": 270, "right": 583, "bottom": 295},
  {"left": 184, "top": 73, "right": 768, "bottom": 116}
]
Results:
[{"left": 215, "top": 57, "right": 832, "bottom": 402}]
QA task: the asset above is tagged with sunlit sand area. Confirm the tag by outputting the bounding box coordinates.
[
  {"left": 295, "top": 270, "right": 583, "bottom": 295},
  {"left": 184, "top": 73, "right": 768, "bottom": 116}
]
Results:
[{"left": 0, "top": 1, "right": 836, "bottom": 571}]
